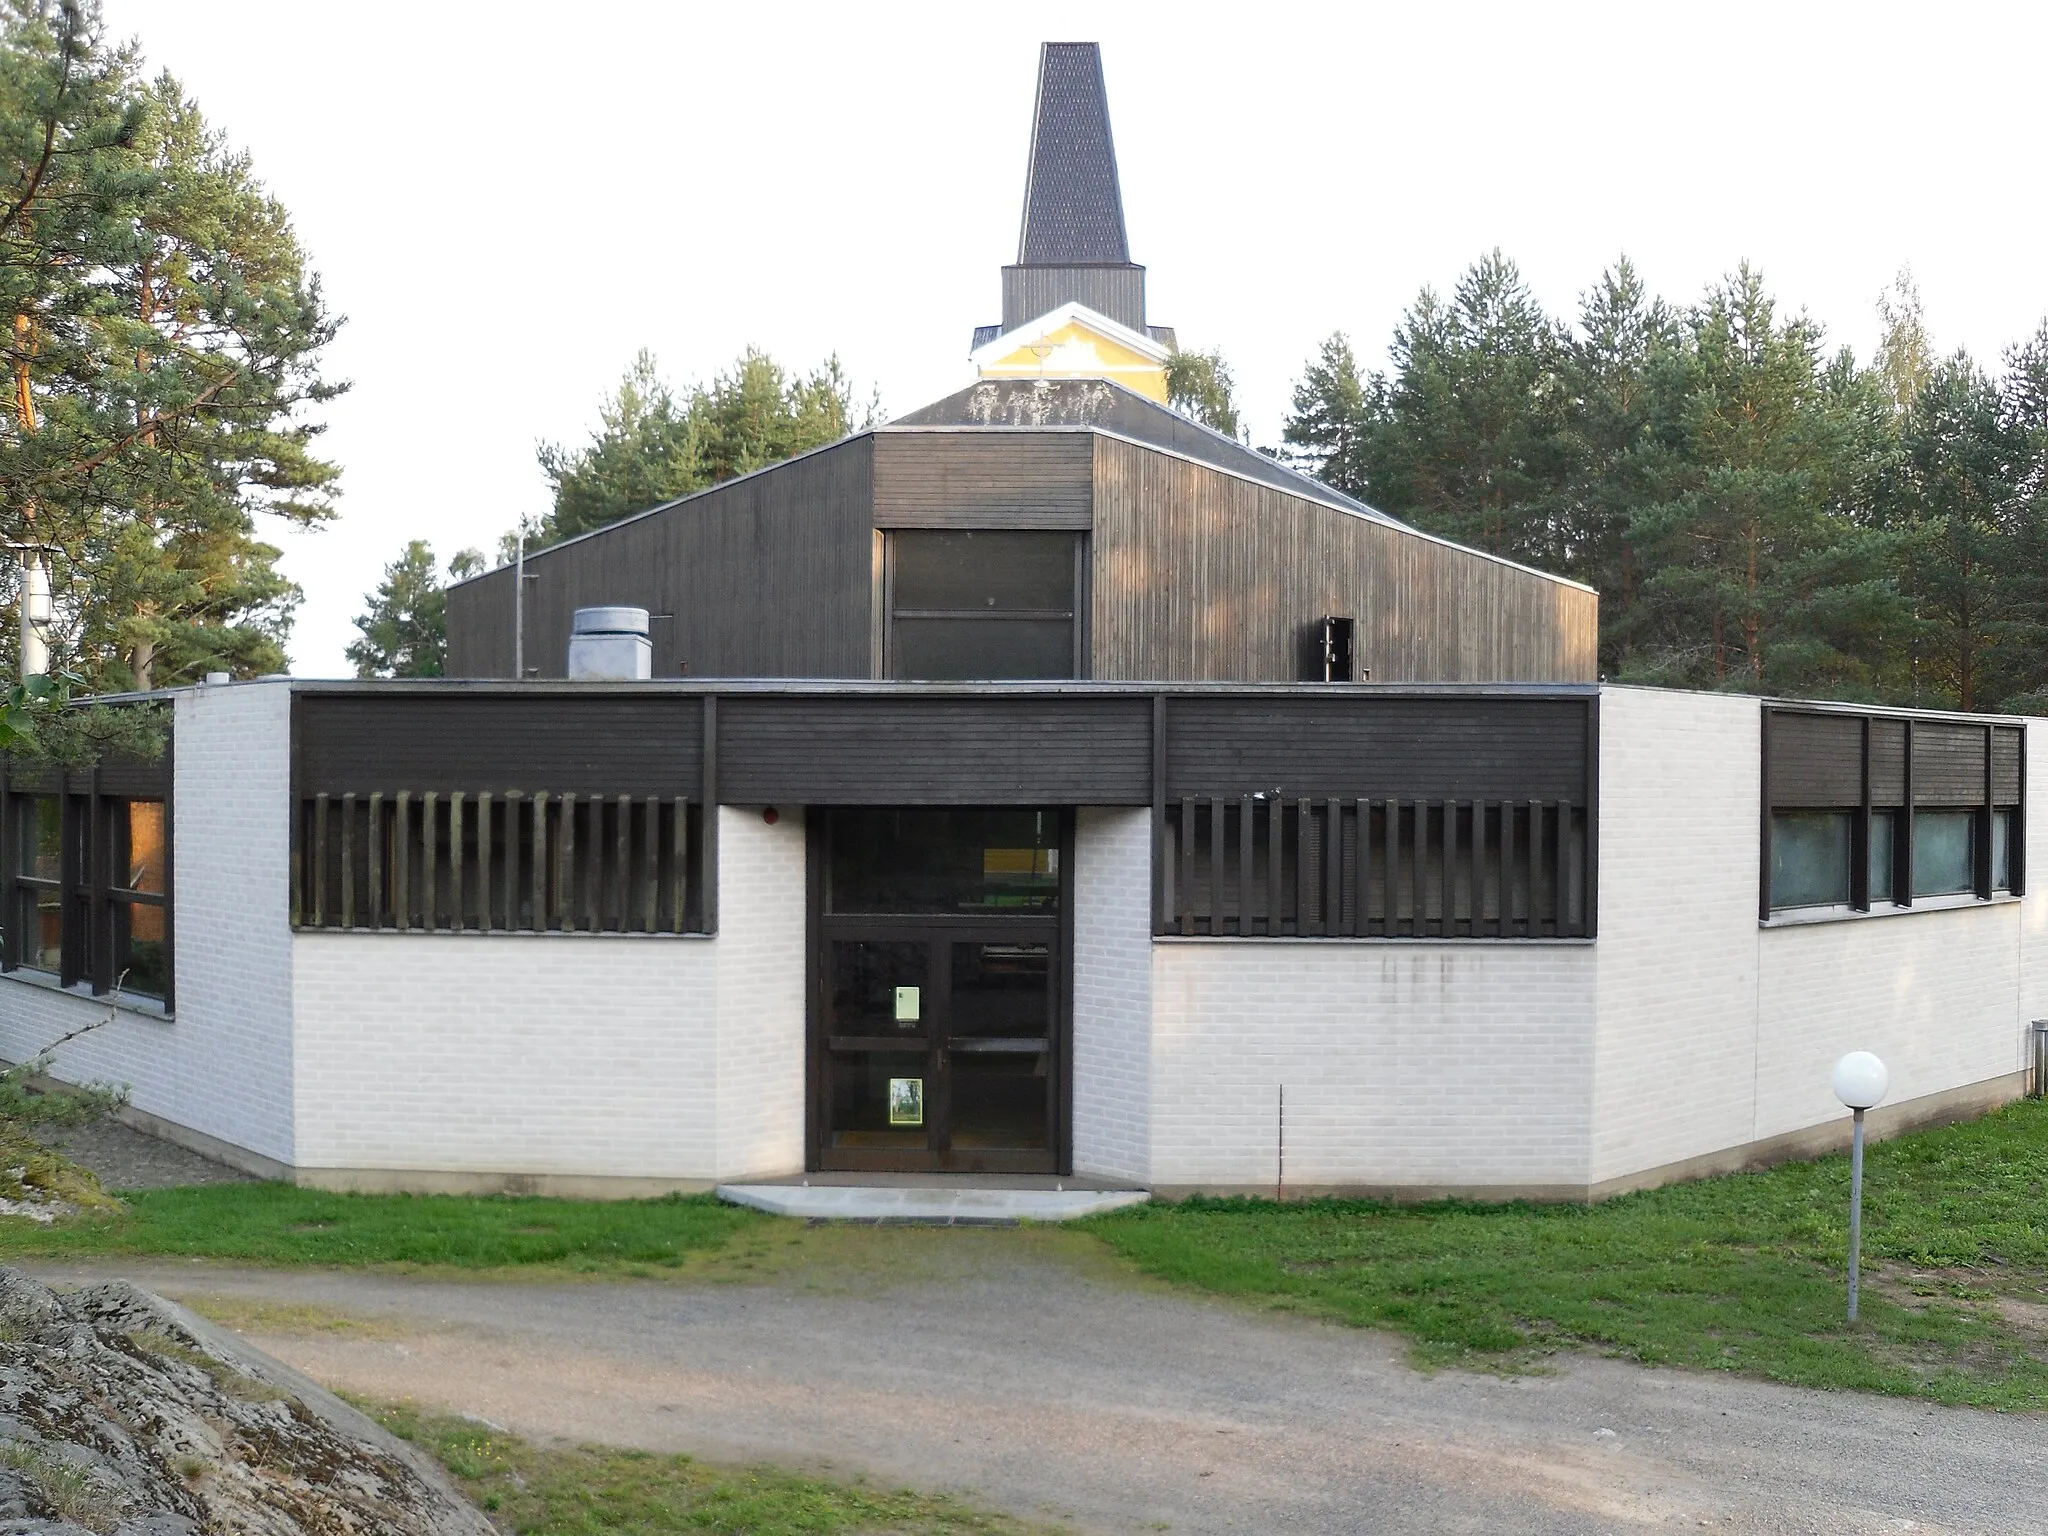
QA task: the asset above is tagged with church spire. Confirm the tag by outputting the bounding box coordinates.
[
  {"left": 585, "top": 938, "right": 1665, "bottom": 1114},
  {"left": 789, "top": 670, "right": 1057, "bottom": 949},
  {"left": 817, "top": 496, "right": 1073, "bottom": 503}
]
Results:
[
  {"left": 1017, "top": 43, "right": 1129, "bottom": 265},
  {"left": 969, "top": 42, "right": 1173, "bottom": 401}
]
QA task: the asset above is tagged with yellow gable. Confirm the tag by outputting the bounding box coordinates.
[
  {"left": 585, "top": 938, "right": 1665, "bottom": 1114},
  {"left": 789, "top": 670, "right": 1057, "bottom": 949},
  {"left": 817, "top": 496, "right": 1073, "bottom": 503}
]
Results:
[{"left": 977, "top": 317, "right": 1168, "bottom": 403}]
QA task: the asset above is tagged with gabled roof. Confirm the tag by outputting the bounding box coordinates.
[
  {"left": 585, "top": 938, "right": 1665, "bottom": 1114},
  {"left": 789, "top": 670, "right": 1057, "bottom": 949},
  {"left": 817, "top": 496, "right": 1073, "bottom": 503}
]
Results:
[
  {"left": 889, "top": 377, "right": 1408, "bottom": 529},
  {"left": 1017, "top": 43, "right": 1129, "bottom": 265},
  {"left": 967, "top": 300, "right": 1170, "bottom": 368}
]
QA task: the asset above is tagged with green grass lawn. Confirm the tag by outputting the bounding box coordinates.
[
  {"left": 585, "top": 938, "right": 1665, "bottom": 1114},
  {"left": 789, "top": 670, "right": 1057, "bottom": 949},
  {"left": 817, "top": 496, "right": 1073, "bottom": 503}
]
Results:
[
  {"left": 0, "top": 1180, "right": 762, "bottom": 1272},
  {"left": 1082, "top": 1098, "right": 2048, "bottom": 1409},
  {"left": 376, "top": 1405, "right": 1060, "bottom": 1535},
  {"left": 5, "top": 1101, "right": 2047, "bottom": 1408}
]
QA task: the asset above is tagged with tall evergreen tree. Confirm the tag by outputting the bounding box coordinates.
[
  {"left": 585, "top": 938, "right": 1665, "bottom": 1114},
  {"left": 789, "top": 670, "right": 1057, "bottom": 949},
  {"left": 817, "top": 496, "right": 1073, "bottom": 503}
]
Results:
[
  {"left": 346, "top": 541, "right": 482, "bottom": 679},
  {"left": 0, "top": 4, "right": 341, "bottom": 689},
  {"left": 1624, "top": 266, "right": 1898, "bottom": 693},
  {"left": 1353, "top": 252, "right": 1577, "bottom": 567},
  {"left": 1280, "top": 333, "right": 1372, "bottom": 497},
  {"left": 536, "top": 348, "right": 870, "bottom": 543},
  {"left": 1561, "top": 259, "right": 1675, "bottom": 667}
]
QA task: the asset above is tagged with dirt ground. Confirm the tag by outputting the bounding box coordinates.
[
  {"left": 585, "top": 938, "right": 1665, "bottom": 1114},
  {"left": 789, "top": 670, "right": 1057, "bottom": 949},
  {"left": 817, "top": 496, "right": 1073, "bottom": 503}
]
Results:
[{"left": 24, "top": 1243, "right": 2043, "bottom": 1536}]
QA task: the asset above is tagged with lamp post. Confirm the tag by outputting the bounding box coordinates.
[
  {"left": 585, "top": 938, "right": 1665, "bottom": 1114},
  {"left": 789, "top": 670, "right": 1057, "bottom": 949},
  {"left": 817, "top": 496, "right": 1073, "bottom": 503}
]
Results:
[{"left": 1831, "top": 1051, "right": 1890, "bottom": 1322}]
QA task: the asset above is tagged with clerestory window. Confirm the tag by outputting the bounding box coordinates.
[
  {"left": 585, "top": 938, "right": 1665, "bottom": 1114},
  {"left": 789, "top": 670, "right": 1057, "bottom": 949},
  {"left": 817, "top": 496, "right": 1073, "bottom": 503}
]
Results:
[{"left": 885, "top": 531, "right": 1082, "bottom": 680}]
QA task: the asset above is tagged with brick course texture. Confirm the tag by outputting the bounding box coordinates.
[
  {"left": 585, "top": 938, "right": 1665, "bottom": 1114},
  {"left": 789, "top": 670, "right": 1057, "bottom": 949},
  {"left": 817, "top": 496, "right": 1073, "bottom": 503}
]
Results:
[
  {"left": 1589, "top": 688, "right": 2040, "bottom": 1188},
  {"left": 12, "top": 680, "right": 2041, "bottom": 1197},
  {"left": 0, "top": 680, "right": 295, "bottom": 1166},
  {"left": 1071, "top": 807, "right": 1153, "bottom": 1182},
  {"left": 292, "top": 805, "right": 806, "bottom": 1183}
]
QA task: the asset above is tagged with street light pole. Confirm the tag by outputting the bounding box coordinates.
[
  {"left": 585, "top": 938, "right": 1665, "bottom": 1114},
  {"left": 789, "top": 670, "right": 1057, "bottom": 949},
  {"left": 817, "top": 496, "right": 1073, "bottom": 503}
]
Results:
[
  {"left": 1847, "top": 1106, "right": 1866, "bottom": 1321},
  {"left": 1832, "top": 1051, "right": 1889, "bottom": 1324}
]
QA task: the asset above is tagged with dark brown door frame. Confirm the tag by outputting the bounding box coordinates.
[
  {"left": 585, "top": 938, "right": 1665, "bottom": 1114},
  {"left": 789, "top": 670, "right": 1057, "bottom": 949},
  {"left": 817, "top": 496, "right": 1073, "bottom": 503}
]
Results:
[{"left": 805, "top": 807, "right": 1075, "bottom": 1175}]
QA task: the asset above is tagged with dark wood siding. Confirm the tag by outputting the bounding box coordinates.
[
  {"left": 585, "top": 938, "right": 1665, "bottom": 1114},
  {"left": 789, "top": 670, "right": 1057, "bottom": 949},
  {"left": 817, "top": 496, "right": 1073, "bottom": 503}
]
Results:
[
  {"left": 1994, "top": 728, "right": 2023, "bottom": 803},
  {"left": 1869, "top": 719, "right": 1907, "bottom": 806},
  {"left": 1767, "top": 711, "right": 1865, "bottom": 807},
  {"left": 872, "top": 432, "right": 1093, "bottom": 529},
  {"left": 1765, "top": 707, "right": 2021, "bottom": 811},
  {"left": 294, "top": 693, "right": 704, "bottom": 798},
  {"left": 1163, "top": 695, "right": 1591, "bottom": 801},
  {"left": 718, "top": 695, "right": 1151, "bottom": 804},
  {"left": 1914, "top": 721, "right": 1991, "bottom": 805},
  {"left": 1000, "top": 265, "right": 1145, "bottom": 332},
  {"left": 446, "top": 436, "right": 875, "bottom": 680},
  {"left": 1089, "top": 436, "right": 1598, "bottom": 683}
]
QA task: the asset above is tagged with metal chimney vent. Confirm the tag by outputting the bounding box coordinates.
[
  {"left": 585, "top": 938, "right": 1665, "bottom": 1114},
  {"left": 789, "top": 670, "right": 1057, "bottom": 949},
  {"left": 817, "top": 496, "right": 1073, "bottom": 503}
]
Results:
[{"left": 567, "top": 606, "right": 651, "bottom": 681}]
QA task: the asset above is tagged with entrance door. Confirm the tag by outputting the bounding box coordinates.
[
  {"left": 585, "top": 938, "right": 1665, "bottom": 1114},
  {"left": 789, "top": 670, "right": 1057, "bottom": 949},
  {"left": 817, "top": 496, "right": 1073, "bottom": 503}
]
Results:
[{"left": 811, "top": 809, "right": 1069, "bottom": 1174}]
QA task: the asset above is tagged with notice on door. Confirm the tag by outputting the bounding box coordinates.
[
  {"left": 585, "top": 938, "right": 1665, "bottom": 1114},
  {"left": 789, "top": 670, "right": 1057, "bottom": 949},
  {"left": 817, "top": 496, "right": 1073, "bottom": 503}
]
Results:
[
  {"left": 888, "top": 1077, "right": 924, "bottom": 1126},
  {"left": 894, "top": 986, "right": 921, "bottom": 1023}
]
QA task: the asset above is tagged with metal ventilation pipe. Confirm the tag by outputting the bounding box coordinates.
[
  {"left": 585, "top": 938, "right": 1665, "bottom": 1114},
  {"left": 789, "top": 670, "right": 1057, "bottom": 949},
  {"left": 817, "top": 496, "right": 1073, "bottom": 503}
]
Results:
[
  {"left": 18, "top": 550, "right": 50, "bottom": 681},
  {"left": 567, "top": 606, "right": 652, "bottom": 681}
]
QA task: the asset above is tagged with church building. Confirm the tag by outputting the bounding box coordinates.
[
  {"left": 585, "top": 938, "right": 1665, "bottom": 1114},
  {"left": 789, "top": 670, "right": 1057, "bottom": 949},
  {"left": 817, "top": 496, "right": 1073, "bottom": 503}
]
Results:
[{"left": 0, "top": 45, "right": 2038, "bottom": 1208}]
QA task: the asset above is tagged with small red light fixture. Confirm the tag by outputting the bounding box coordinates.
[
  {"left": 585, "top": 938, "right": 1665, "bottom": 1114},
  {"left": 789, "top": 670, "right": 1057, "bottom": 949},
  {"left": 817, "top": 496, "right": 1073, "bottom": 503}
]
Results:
[{"left": 763, "top": 806, "right": 779, "bottom": 825}]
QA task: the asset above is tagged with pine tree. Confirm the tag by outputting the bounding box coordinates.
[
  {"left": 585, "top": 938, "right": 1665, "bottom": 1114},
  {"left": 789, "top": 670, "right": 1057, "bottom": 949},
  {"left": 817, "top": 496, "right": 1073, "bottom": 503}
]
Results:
[
  {"left": 1280, "top": 333, "right": 1372, "bottom": 496},
  {"left": 1356, "top": 252, "right": 1577, "bottom": 566},
  {"left": 536, "top": 348, "right": 871, "bottom": 543},
  {"left": 346, "top": 542, "right": 483, "bottom": 679},
  {"left": 1624, "top": 266, "right": 1899, "bottom": 694},
  {"left": 0, "top": 5, "right": 342, "bottom": 689},
  {"left": 1563, "top": 259, "right": 1675, "bottom": 668}
]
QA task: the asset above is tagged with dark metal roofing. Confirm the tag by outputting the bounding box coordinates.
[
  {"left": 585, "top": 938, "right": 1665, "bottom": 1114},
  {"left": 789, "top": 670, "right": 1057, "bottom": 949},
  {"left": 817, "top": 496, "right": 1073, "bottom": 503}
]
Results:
[
  {"left": 889, "top": 378, "right": 1409, "bottom": 528},
  {"left": 1018, "top": 43, "right": 1129, "bottom": 265}
]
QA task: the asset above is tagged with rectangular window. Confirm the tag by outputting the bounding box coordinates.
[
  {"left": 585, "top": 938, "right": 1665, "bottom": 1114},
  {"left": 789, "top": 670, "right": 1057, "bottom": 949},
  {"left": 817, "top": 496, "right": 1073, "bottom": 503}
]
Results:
[
  {"left": 107, "top": 800, "right": 169, "bottom": 999},
  {"left": 14, "top": 795, "right": 62, "bottom": 971},
  {"left": 888, "top": 531, "right": 1079, "bottom": 680},
  {"left": 1912, "top": 810, "right": 1976, "bottom": 897},
  {"left": 1869, "top": 811, "right": 1898, "bottom": 905},
  {"left": 1770, "top": 812, "right": 1852, "bottom": 910},
  {"left": 826, "top": 808, "right": 1061, "bottom": 915},
  {"left": 1764, "top": 706, "right": 2025, "bottom": 920}
]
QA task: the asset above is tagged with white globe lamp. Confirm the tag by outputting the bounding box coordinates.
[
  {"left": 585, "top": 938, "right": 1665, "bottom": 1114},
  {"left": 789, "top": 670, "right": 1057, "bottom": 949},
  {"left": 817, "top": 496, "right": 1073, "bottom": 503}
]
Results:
[
  {"left": 1832, "top": 1050, "right": 1888, "bottom": 1323},
  {"left": 1832, "top": 1052, "right": 1890, "bottom": 1111}
]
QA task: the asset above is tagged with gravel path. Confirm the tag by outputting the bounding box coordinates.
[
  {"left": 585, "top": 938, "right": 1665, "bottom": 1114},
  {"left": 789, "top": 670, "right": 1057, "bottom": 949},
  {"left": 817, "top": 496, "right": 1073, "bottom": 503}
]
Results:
[
  {"left": 24, "top": 1255, "right": 2042, "bottom": 1535},
  {"left": 31, "top": 1116, "right": 255, "bottom": 1191}
]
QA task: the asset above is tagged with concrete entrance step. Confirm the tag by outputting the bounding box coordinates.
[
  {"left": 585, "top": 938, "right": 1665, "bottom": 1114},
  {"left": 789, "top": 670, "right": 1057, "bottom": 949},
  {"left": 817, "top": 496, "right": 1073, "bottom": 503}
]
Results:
[{"left": 715, "top": 1183, "right": 1149, "bottom": 1224}]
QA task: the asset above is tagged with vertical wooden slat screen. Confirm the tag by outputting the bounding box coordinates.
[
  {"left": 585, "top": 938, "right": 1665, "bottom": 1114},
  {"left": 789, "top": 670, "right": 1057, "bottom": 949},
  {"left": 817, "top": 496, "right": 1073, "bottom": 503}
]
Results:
[
  {"left": 1156, "top": 796, "right": 1591, "bottom": 942},
  {"left": 293, "top": 788, "right": 705, "bottom": 936},
  {"left": 1238, "top": 795, "right": 1255, "bottom": 936}
]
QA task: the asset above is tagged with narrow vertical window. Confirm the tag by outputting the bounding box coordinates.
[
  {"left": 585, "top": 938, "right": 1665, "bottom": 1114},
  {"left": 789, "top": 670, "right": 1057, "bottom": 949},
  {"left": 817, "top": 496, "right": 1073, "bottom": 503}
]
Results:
[
  {"left": 15, "top": 796, "right": 62, "bottom": 971},
  {"left": 109, "top": 801, "right": 169, "bottom": 999}
]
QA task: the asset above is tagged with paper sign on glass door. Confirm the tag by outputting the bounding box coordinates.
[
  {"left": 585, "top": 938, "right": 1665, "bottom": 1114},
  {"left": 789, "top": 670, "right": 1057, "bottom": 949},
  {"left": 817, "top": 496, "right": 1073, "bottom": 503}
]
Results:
[
  {"left": 888, "top": 1077, "right": 924, "bottom": 1126},
  {"left": 894, "top": 986, "right": 920, "bottom": 1023}
]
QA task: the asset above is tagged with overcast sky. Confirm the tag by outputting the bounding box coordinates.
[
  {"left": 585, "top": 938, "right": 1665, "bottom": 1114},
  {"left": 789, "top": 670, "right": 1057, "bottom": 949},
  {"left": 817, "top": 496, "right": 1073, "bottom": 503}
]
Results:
[{"left": 110, "top": 0, "right": 2048, "bottom": 677}]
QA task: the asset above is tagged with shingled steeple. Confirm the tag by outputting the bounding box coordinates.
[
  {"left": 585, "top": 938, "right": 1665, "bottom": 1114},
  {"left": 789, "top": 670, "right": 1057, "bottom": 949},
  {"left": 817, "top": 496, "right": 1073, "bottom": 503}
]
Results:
[
  {"left": 1017, "top": 42, "right": 1129, "bottom": 266},
  {"left": 969, "top": 42, "right": 1174, "bottom": 399},
  {"left": 981, "top": 42, "right": 1168, "bottom": 343}
]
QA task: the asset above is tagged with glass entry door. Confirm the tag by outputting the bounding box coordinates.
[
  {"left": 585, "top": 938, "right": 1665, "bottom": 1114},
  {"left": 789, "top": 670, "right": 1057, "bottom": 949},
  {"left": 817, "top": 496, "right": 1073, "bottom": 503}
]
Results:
[{"left": 812, "top": 809, "right": 1068, "bottom": 1174}]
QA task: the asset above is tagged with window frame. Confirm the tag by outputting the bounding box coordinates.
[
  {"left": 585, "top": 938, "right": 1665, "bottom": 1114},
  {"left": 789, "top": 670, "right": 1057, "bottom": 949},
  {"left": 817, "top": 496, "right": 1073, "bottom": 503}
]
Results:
[
  {"left": 1761, "top": 707, "right": 2024, "bottom": 925},
  {"left": 882, "top": 530, "right": 1087, "bottom": 681},
  {"left": 0, "top": 760, "right": 174, "bottom": 1010}
]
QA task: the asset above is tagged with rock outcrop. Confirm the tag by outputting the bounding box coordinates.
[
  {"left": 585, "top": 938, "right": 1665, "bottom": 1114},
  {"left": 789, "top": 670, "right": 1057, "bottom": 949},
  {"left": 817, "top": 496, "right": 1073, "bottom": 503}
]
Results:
[{"left": 0, "top": 1267, "right": 493, "bottom": 1534}]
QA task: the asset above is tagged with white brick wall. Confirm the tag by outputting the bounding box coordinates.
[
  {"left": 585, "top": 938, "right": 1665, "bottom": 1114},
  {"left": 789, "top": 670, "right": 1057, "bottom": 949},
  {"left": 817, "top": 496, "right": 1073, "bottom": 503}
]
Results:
[
  {"left": 1071, "top": 807, "right": 1153, "bottom": 1182},
  {"left": 292, "top": 932, "right": 720, "bottom": 1178},
  {"left": 1589, "top": 687, "right": 1763, "bottom": 1182},
  {"left": 291, "top": 802, "right": 808, "bottom": 1183},
  {"left": 15, "top": 679, "right": 2038, "bottom": 1196},
  {"left": 1591, "top": 687, "right": 2037, "bottom": 1188},
  {"left": 712, "top": 806, "right": 807, "bottom": 1180},
  {"left": 0, "top": 680, "right": 295, "bottom": 1166},
  {"left": 1150, "top": 942, "right": 1597, "bottom": 1191}
]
